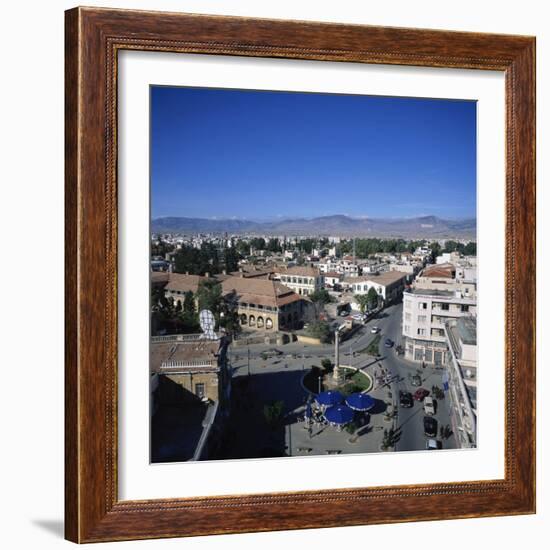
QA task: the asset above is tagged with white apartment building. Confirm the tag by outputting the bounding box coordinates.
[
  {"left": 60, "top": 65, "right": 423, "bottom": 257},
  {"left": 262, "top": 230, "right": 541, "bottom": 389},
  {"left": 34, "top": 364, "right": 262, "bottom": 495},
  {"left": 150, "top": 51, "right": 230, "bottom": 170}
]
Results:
[
  {"left": 349, "top": 270, "right": 407, "bottom": 303},
  {"left": 444, "top": 317, "right": 477, "bottom": 448},
  {"left": 274, "top": 265, "right": 323, "bottom": 296},
  {"left": 318, "top": 256, "right": 361, "bottom": 277},
  {"left": 402, "top": 288, "right": 476, "bottom": 365}
]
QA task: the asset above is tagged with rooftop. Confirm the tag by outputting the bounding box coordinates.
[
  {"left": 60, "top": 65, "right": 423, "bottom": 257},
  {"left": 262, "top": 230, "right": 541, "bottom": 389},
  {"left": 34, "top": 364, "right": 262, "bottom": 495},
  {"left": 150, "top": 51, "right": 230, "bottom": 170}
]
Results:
[
  {"left": 221, "top": 276, "right": 305, "bottom": 308},
  {"left": 150, "top": 339, "right": 220, "bottom": 373},
  {"left": 351, "top": 270, "right": 407, "bottom": 286},
  {"left": 164, "top": 273, "right": 211, "bottom": 294},
  {"left": 276, "top": 265, "right": 321, "bottom": 278},
  {"left": 420, "top": 263, "right": 456, "bottom": 279}
]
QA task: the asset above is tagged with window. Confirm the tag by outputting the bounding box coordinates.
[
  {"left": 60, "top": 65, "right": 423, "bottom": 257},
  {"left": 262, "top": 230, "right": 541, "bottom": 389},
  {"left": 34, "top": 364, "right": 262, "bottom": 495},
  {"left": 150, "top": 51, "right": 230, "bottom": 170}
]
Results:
[
  {"left": 441, "top": 303, "right": 449, "bottom": 311},
  {"left": 266, "top": 318, "right": 273, "bottom": 330},
  {"left": 461, "top": 304, "right": 469, "bottom": 312},
  {"left": 195, "top": 383, "right": 205, "bottom": 399},
  {"left": 418, "top": 302, "right": 427, "bottom": 310},
  {"left": 404, "top": 325, "right": 410, "bottom": 334},
  {"left": 418, "top": 315, "right": 426, "bottom": 323},
  {"left": 405, "top": 312, "right": 411, "bottom": 321},
  {"left": 417, "top": 328, "right": 426, "bottom": 336}
]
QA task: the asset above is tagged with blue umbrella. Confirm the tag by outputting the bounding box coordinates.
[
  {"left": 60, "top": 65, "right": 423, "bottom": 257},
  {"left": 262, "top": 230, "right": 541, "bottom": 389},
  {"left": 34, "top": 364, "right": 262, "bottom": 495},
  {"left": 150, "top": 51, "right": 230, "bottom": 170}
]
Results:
[
  {"left": 345, "top": 392, "right": 375, "bottom": 412},
  {"left": 324, "top": 404, "right": 354, "bottom": 425},
  {"left": 316, "top": 390, "right": 343, "bottom": 407}
]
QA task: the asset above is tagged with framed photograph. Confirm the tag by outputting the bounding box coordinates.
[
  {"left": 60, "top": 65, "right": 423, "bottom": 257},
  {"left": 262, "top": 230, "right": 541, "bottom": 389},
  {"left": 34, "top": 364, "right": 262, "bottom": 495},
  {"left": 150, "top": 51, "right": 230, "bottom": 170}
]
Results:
[{"left": 65, "top": 7, "right": 536, "bottom": 543}]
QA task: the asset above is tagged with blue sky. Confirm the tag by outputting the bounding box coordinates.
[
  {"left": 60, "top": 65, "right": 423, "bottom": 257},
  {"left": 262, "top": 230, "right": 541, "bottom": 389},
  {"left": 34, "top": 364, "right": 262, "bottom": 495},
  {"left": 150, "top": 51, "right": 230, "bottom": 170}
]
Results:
[{"left": 150, "top": 86, "right": 476, "bottom": 220}]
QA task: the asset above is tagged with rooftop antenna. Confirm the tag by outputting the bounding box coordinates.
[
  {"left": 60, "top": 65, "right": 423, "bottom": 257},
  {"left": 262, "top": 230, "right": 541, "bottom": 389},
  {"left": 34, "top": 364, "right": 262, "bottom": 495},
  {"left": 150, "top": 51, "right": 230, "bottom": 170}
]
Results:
[{"left": 199, "top": 309, "right": 217, "bottom": 340}]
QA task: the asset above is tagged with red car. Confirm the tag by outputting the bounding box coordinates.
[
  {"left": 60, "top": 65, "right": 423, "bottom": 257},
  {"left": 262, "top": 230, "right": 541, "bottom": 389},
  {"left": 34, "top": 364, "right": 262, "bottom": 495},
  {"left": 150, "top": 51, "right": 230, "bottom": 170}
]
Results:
[{"left": 413, "top": 388, "right": 430, "bottom": 401}]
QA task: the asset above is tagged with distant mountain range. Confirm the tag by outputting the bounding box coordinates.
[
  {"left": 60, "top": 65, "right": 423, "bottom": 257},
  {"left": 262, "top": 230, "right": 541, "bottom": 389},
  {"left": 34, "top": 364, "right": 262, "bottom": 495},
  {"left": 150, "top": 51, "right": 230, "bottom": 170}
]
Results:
[{"left": 151, "top": 215, "right": 476, "bottom": 239}]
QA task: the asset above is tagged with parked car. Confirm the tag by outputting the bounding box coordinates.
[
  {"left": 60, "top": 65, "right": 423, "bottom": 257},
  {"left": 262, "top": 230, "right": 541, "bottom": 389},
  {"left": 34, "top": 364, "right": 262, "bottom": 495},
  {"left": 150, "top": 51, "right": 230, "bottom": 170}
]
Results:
[
  {"left": 423, "top": 416, "right": 438, "bottom": 438},
  {"left": 399, "top": 391, "right": 413, "bottom": 408},
  {"left": 426, "top": 438, "right": 442, "bottom": 450},
  {"left": 411, "top": 374, "right": 422, "bottom": 387},
  {"left": 339, "top": 310, "right": 349, "bottom": 317},
  {"left": 370, "top": 326, "right": 380, "bottom": 334},
  {"left": 384, "top": 338, "right": 394, "bottom": 348},
  {"left": 414, "top": 388, "right": 430, "bottom": 401},
  {"left": 263, "top": 348, "right": 283, "bottom": 358},
  {"left": 423, "top": 396, "right": 436, "bottom": 415}
]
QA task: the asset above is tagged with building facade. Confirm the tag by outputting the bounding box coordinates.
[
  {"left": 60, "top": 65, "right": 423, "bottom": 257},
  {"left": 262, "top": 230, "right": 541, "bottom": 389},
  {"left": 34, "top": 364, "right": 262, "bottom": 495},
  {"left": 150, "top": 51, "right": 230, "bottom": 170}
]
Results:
[
  {"left": 221, "top": 275, "right": 307, "bottom": 332},
  {"left": 349, "top": 270, "right": 407, "bottom": 303},
  {"left": 444, "top": 317, "right": 477, "bottom": 448},
  {"left": 274, "top": 265, "right": 323, "bottom": 296}
]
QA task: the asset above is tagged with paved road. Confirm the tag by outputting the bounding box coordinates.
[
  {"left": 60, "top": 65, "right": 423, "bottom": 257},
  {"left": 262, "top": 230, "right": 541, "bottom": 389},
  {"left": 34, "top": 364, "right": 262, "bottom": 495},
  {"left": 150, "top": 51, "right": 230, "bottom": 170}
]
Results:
[
  {"left": 226, "top": 302, "right": 457, "bottom": 454},
  {"left": 369, "top": 303, "right": 455, "bottom": 451}
]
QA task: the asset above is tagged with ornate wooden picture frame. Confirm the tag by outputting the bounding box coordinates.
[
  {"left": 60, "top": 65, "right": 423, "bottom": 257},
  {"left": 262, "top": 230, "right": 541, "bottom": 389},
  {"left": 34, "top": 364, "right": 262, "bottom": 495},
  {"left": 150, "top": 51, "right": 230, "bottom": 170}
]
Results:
[{"left": 65, "top": 6, "right": 536, "bottom": 543}]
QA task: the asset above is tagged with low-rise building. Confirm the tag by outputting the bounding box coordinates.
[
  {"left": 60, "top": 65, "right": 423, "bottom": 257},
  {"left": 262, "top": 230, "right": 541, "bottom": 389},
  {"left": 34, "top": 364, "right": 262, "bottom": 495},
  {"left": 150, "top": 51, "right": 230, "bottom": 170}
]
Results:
[
  {"left": 318, "top": 256, "right": 361, "bottom": 277},
  {"left": 161, "top": 272, "right": 210, "bottom": 307},
  {"left": 221, "top": 276, "right": 307, "bottom": 332},
  {"left": 274, "top": 265, "right": 323, "bottom": 296},
  {"left": 323, "top": 271, "right": 342, "bottom": 289},
  {"left": 150, "top": 333, "right": 231, "bottom": 462},
  {"left": 349, "top": 270, "right": 407, "bottom": 303}
]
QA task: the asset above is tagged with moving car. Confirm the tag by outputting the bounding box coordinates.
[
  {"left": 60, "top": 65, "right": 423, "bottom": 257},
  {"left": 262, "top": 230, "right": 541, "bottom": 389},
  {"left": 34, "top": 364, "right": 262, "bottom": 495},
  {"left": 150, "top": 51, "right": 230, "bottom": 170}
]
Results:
[
  {"left": 413, "top": 388, "right": 430, "bottom": 401},
  {"left": 411, "top": 374, "right": 422, "bottom": 387},
  {"left": 426, "top": 439, "right": 442, "bottom": 450},
  {"left": 399, "top": 391, "right": 413, "bottom": 408},
  {"left": 384, "top": 338, "right": 393, "bottom": 348},
  {"left": 370, "top": 326, "right": 380, "bottom": 334},
  {"left": 423, "top": 416, "right": 438, "bottom": 438},
  {"left": 423, "top": 396, "right": 436, "bottom": 415}
]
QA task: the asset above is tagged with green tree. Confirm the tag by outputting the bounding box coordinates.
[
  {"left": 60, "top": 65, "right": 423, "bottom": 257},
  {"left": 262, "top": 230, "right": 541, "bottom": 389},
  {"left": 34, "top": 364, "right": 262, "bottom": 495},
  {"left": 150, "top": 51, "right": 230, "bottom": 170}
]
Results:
[
  {"left": 306, "top": 320, "right": 331, "bottom": 343},
  {"left": 183, "top": 290, "right": 195, "bottom": 314},
  {"left": 463, "top": 241, "right": 477, "bottom": 255},
  {"left": 356, "top": 294, "right": 370, "bottom": 313},
  {"left": 321, "top": 358, "right": 334, "bottom": 373},
  {"left": 367, "top": 287, "right": 379, "bottom": 310},
  {"left": 429, "top": 242, "right": 442, "bottom": 263},
  {"left": 267, "top": 238, "right": 282, "bottom": 253},
  {"left": 224, "top": 246, "right": 240, "bottom": 273},
  {"left": 235, "top": 239, "right": 251, "bottom": 257},
  {"left": 263, "top": 400, "right": 285, "bottom": 428},
  {"left": 250, "top": 237, "right": 266, "bottom": 251},
  {"left": 197, "top": 280, "right": 223, "bottom": 316}
]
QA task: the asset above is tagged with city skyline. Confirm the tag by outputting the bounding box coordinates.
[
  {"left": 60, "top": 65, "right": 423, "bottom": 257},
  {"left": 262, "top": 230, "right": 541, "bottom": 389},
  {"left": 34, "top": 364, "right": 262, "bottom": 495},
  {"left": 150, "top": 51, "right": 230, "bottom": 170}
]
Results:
[{"left": 151, "top": 86, "right": 477, "bottom": 220}]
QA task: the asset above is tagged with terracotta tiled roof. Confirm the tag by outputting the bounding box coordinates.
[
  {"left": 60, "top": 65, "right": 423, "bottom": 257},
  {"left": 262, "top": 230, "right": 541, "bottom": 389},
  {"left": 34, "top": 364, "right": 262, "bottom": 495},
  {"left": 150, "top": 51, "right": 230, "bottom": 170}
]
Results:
[
  {"left": 324, "top": 271, "right": 341, "bottom": 278},
  {"left": 165, "top": 273, "right": 209, "bottom": 293},
  {"left": 228, "top": 268, "right": 273, "bottom": 279},
  {"left": 276, "top": 265, "right": 320, "bottom": 278},
  {"left": 422, "top": 263, "right": 455, "bottom": 279},
  {"left": 221, "top": 276, "right": 304, "bottom": 308},
  {"left": 151, "top": 271, "right": 170, "bottom": 285}
]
